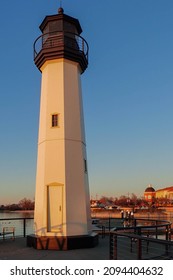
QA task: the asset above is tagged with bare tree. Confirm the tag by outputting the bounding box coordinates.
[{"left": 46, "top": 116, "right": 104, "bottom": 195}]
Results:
[{"left": 18, "top": 198, "right": 34, "bottom": 210}]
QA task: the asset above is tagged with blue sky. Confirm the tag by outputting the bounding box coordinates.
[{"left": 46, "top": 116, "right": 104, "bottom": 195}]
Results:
[{"left": 0, "top": 0, "right": 173, "bottom": 204}]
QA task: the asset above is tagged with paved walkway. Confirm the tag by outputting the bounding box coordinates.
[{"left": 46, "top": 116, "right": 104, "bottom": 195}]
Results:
[
  {"left": 0, "top": 236, "right": 109, "bottom": 260},
  {"left": 0, "top": 235, "right": 173, "bottom": 260}
]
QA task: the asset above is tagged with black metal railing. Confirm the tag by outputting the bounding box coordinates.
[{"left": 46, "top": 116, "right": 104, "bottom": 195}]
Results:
[
  {"left": 33, "top": 31, "right": 89, "bottom": 61},
  {"left": 0, "top": 218, "right": 34, "bottom": 239},
  {"left": 110, "top": 231, "right": 173, "bottom": 260},
  {"left": 1, "top": 216, "right": 173, "bottom": 260},
  {"left": 92, "top": 216, "right": 173, "bottom": 232},
  {"left": 109, "top": 218, "right": 172, "bottom": 260}
]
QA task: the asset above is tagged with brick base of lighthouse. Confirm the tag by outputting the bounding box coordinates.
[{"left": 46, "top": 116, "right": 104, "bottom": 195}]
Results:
[{"left": 27, "top": 233, "right": 99, "bottom": 250}]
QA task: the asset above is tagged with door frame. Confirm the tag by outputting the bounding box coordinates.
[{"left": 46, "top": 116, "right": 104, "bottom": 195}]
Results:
[{"left": 47, "top": 182, "right": 64, "bottom": 232}]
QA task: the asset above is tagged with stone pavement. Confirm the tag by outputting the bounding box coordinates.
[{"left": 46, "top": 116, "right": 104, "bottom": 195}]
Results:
[
  {"left": 0, "top": 236, "right": 109, "bottom": 260},
  {"left": 0, "top": 235, "right": 172, "bottom": 260}
]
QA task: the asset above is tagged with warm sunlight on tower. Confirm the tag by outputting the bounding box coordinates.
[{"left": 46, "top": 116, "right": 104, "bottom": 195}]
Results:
[{"left": 27, "top": 6, "right": 98, "bottom": 250}]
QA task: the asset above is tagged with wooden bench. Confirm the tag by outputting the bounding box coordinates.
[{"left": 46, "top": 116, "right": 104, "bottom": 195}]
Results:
[{"left": 2, "top": 227, "right": 15, "bottom": 240}]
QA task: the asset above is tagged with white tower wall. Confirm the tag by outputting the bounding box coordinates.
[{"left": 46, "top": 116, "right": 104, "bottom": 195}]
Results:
[{"left": 34, "top": 58, "right": 92, "bottom": 237}]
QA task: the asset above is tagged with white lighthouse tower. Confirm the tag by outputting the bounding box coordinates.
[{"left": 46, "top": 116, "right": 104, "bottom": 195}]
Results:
[{"left": 27, "top": 7, "right": 98, "bottom": 250}]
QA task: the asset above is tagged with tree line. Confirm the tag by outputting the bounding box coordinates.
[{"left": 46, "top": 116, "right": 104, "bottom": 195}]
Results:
[
  {"left": 91, "top": 193, "right": 173, "bottom": 208},
  {"left": 0, "top": 198, "right": 34, "bottom": 211}
]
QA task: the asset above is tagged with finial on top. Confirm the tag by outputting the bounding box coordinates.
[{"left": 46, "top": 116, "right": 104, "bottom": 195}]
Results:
[
  {"left": 58, "top": 7, "right": 64, "bottom": 14},
  {"left": 58, "top": 0, "right": 64, "bottom": 14}
]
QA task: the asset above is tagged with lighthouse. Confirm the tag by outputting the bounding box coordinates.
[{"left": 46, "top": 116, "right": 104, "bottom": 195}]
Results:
[{"left": 27, "top": 7, "right": 98, "bottom": 250}]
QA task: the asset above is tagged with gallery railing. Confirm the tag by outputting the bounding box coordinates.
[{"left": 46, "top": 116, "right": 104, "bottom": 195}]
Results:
[{"left": 33, "top": 31, "right": 89, "bottom": 61}]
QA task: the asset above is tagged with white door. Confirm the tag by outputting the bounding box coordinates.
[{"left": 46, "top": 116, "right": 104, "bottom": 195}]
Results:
[{"left": 47, "top": 185, "right": 63, "bottom": 232}]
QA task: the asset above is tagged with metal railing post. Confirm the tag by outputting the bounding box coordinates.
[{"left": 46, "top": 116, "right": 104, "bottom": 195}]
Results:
[
  {"left": 109, "top": 233, "right": 118, "bottom": 260},
  {"left": 109, "top": 217, "right": 111, "bottom": 231},
  {"left": 134, "top": 219, "right": 137, "bottom": 234},
  {"left": 113, "top": 234, "right": 118, "bottom": 260},
  {"left": 23, "top": 218, "right": 26, "bottom": 237},
  {"left": 137, "top": 238, "right": 142, "bottom": 260},
  {"left": 166, "top": 225, "right": 169, "bottom": 240},
  {"left": 137, "top": 227, "right": 141, "bottom": 236},
  {"left": 155, "top": 220, "right": 158, "bottom": 239},
  {"left": 109, "top": 233, "right": 113, "bottom": 259},
  {"left": 102, "top": 226, "right": 105, "bottom": 238},
  {"left": 165, "top": 225, "right": 169, "bottom": 255}
]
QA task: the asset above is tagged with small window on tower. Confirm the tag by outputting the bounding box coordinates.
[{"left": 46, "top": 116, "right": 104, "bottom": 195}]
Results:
[
  {"left": 84, "top": 159, "right": 87, "bottom": 173},
  {"left": 52, "top": 114, "right": 59, "bottom": 127}
]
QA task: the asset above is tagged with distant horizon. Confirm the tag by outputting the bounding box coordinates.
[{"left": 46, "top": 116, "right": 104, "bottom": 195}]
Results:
[{"left": 2, "top": 183, "right": 173, "bottom": 205}]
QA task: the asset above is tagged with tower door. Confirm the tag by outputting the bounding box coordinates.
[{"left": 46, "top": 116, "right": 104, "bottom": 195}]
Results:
[{"left": 47, "top": 185, "right": 63, "bottom": 232}]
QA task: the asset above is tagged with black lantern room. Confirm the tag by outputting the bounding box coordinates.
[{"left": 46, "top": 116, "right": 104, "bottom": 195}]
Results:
[{"left": 33, "top": 8, "right": 89, "bottom": 73}]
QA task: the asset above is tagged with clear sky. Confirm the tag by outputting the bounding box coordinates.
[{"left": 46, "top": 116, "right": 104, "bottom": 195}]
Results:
[{"left": 0, "top": 0, "right": 173, "bottom": 204}]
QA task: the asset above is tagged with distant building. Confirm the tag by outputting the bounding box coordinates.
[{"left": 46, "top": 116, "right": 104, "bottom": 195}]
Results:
[
  {"left": 155, "top": 186, "right": 173, "bottom": 200},
  {"left": 144, "top": 185, "right": 156, "bottom": 203},
  {"left": 144, "top": 185, "right": 173, "bottom": 202}
]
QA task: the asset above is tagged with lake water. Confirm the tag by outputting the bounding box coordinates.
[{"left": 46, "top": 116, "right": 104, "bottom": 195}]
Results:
[
  {"left": 0, "top": 211, "right": 34, "bottom": 219},
  {"left": 92, "top": 208, "right": 173, "bottom": 225},
  {"left": 0, "top": 209, "right": 173, "bottom": 239},
  {"left": 0, "top": 211, "right": 34, "bottom": 237}
]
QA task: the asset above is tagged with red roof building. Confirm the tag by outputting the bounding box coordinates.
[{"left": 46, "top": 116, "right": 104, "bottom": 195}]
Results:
[
  {"left": 144, "top": 185, "right": 173, "bottom": 203},
  {"left": 144, "top": 185, "right": 156, "bottom": 203}
]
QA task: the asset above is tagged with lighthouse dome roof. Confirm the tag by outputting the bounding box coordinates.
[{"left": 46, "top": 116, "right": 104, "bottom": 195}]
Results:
[{"left": 145, "top": 186, "right": 155, "bottom": 192}]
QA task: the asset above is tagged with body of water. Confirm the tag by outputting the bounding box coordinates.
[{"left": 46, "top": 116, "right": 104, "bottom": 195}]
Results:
[
  {"left": 0, "top": 211, "right": 34, "bottom": 238},
  {"left": 0, "top": 211, "right": 34, "bottom": 219},
  {"left": 1, "top": 209, "right": 173, "bottom": 239}
]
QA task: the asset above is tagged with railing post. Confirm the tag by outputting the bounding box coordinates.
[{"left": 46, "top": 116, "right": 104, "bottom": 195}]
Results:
[
  {"left": 134, "top": 219, "right": 137, "bottom": 234},
  {"left": 113, "top": 234, "right": 117, "bottom": 260},
  {"left": 137, "top": 238, "right": 142, "bottom": 260},
  {"left": 82, "top": 39, "right": 84, "bottom": 53},
  {"left": 102, "top": 226, "right": 105, "bottom": 238},
  {"left": 109, "top": 232, "right": 113, "bottom": 259},
  {"left": 23, "top": 218, "right": 26, "bottom": 237},
  {"left": 109, "top": 233, "right": 117, "bottom": 260},
  {"left": 165, "top": 225, "right": 169, "bottom": 255},
  {"left": 137, "top": 227, "right": 141, "bottom": 236},
  {"left": 169, "top": 225, "right": 171, "bottom": 241},
  {"left": 109, "top": 217, "right": 111, "bottom": 231},
  {"left": 130, "top": 237, "right": 133, "bottom": 252},
  {"left": 155, "top": 220, "right": 158, "bottom": 239},
  {"left": 166, "top": 225, "right": 169, "bottom": 241}
]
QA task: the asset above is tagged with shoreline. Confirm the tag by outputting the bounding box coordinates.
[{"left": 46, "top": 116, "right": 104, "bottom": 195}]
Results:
[{"left": 11, "top": 210, "right": 34, "bottom": 213}]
